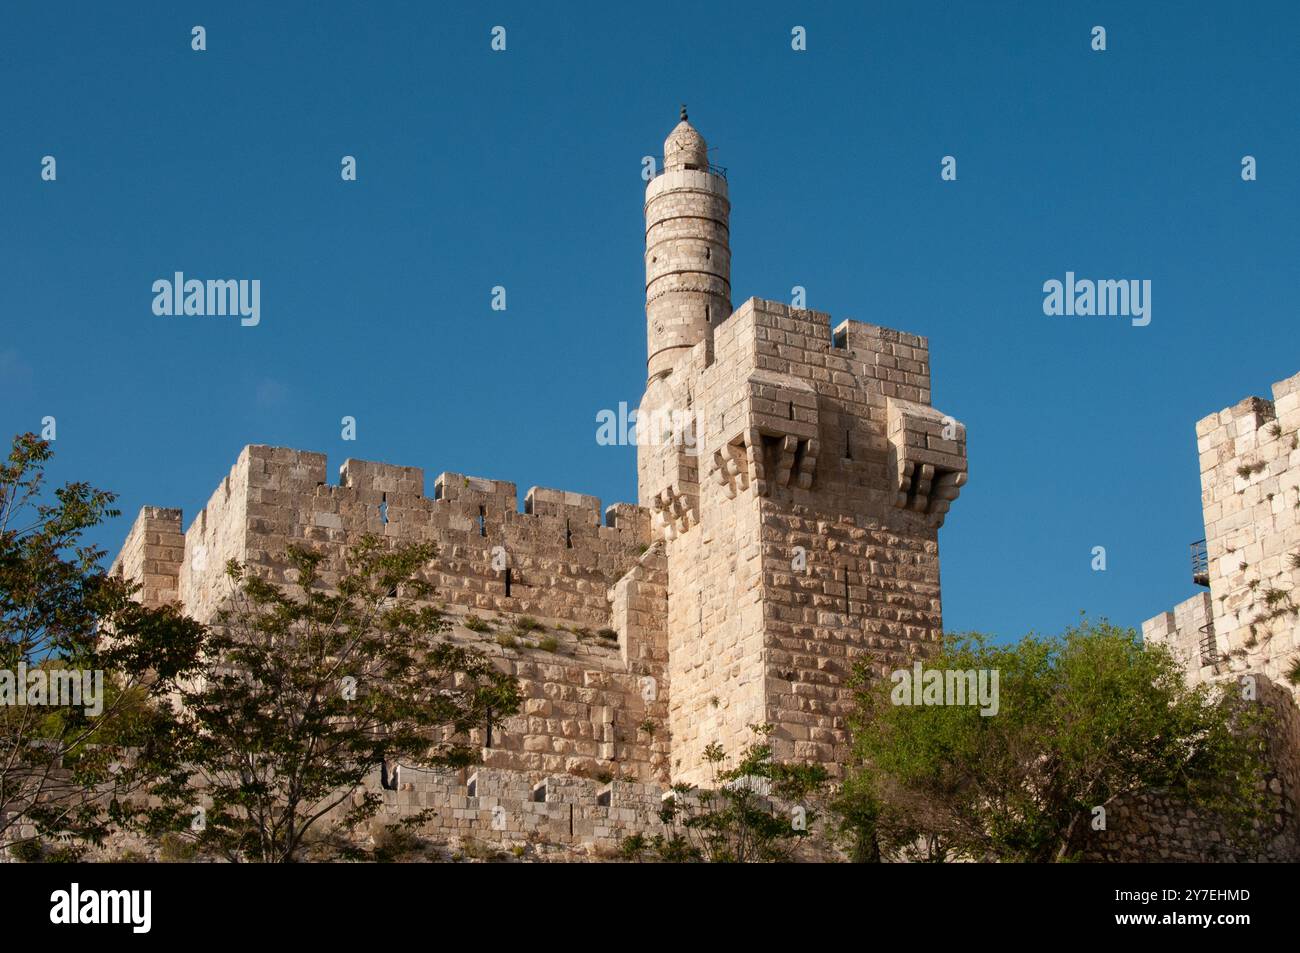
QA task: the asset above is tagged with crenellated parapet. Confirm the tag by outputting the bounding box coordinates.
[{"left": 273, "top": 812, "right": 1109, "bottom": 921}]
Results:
[{"left": 117, "top": 445, "right": 654, "bottom": 630}]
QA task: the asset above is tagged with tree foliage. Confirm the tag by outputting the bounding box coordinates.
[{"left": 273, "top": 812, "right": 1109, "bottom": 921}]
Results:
[
  {"left": 133, "top": 538, "right": 520, "bottom": 862},
  {"left": 842, "top": 619, "right": 1274, "bottom": 862},
  {"left": 621, "top": 724, "right": 828, "bottom": 863},
  {"left": 0, "top": 433, "right": 204, "bottom": 849}
]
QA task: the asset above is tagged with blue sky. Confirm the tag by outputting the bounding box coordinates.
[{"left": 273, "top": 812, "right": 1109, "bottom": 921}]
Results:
[{"left": 3, "top": 1, "right": 1297, "bottom": 641}]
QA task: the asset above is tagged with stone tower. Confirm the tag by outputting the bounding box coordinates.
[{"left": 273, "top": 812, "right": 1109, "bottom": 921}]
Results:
[
  {"left": 644, "top": 106, "right": 732, "bottom": 383},
  {"left": 637, "top": 111, "right": 968, "bottom": 784},
  {"left": 1144, "top": 370, "right": 1300, "bottom": 704}
]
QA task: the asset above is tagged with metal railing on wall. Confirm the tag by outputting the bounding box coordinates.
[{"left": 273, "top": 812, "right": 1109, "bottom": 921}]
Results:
[
  {"left": 652, "top": 163, "right": 728, "bottom": 180},
  {"left": 1191, "top": 539, "right": 1209, "bottom": 587},
  {"left": 1198, "top": 621, "right": 1218, "bottom": 666}
]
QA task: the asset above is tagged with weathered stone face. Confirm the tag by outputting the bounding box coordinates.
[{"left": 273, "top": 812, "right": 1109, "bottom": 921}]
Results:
[
  {"left": 1145, "top": 369, "right": 1300, "bottom": 707},
  {"left": 637, "top": 298, "right": 965, "bottom": 784},
  {"left": 109, "top": 506, "right": 184, "bottom": 607}
]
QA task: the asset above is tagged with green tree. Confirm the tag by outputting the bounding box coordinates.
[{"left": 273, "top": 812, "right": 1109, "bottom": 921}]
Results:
[
  {"left": 844, "top": 619, "right": 1273, "bottom": 862},
  {"left": 0, "top": 433, "right": 204, "bottom": 851},
  {"left": 135, "top": 539, "right": 520, "bottom": 862},
  {"left": 622, "top": 724, "right": 828, "bottom": 863}
]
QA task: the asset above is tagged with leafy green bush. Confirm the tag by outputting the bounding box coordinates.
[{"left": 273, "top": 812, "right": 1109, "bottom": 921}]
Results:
[
  {"left": 624, "top": 724, "right": 826, "bottom": 863},
  {"left": 843, "top": 619, "right": 1273, "bottom": 862}
]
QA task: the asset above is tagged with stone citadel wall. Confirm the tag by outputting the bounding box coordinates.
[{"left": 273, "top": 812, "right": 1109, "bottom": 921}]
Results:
[
  {"left": 1075, "top": 676, "right": 1300, "bottom": 863},
  {"left": 112, "top": 446, "right": 672, "bottom": 783},
  {"left": 1145, "top": 370, "right": 1300, "bottom": 706},
  {"left": 1137, "top": 369, "right": 1300, "bottom": 863}
]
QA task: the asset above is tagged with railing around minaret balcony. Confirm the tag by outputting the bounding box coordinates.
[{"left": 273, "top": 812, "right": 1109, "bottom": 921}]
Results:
[
  {"left": 1190, "top": 538, "right": 1209, "bottom": 587},
  {"left": 653, "top": 163, "right": 728, "bottom": 180},
  {"left": 1198, "top": 621, "right": 1218, "bottom": 666}
]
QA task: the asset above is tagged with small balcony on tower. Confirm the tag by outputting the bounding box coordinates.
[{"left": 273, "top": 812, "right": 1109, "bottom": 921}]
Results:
[
  {"left": 1190, "top": 538, "right": 1209, "bottom": 587},
  {"left": 652, "top": 162, "right": 727, "bottom": 180}
]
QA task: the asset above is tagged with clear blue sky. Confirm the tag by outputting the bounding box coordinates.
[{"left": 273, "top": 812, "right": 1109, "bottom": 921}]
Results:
[{"left": 3, "top": 1, "right": 1297, "bottom": 641}]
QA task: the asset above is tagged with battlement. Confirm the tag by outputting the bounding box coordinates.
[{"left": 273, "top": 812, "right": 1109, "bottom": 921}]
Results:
[
  {"left": 640, "top": 297, "right": 962, "bottom": 536},
  {"left": 340, "top": 457, "right": 425, "bottom": 498},
  {"left": 189, "top": 446, "right": 642, "bottom": 526},
  {"left": 664, "top": 298, "right": 936, "bottom": 407},
  {"left": 432, "top": 471, "right": 515, "bottom": 506},
  {"left": 114, "top": 445, "right": 653, "bottom": 619}
]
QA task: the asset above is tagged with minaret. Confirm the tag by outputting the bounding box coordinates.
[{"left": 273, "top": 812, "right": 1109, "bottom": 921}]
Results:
[{"left": 643, "top": 106, "right": 732, "bottom": 381}]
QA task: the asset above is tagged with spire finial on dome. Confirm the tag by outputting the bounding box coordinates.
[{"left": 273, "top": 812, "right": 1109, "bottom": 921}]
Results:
[{"left": 663, "top": 107, "right": 708, "bottom": 172}]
